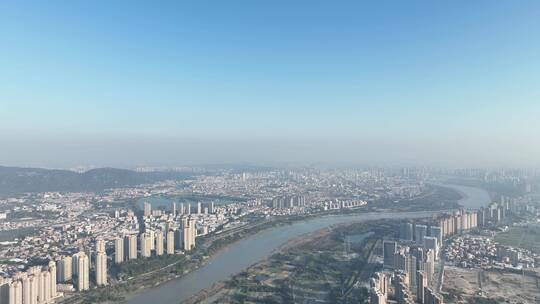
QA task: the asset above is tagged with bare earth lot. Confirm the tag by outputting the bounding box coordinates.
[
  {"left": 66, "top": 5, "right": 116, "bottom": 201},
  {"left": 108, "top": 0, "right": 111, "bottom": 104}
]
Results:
[{"left": 443, "top": 266, "right": 540, "bottom": 304}]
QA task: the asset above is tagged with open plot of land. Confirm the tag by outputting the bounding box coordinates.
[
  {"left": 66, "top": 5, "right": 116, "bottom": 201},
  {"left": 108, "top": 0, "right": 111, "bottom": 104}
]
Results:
[
  {"left": 494, "top": 225, "right": 540, "bottom": 254},
  {"left": 193, "top": 220, "right": 397, "bottom": 304},
  {"left": 443, "top": 266, "right": 540, "bottom": 304}
]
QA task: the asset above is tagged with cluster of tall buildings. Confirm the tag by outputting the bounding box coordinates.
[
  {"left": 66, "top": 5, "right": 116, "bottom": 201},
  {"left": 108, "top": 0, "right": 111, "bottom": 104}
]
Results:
[
  {"left": 370, "top": 268, "right": 443, "bottom": 304},
  {"left": 0, "top": 261, "right": 57, "bottom": 304},
  {"left": 437, "top": 210, "right": 479, "bottom": 238},
  {"left": 55, "top": 241, "right": 104, "bottom": 292},
  {"left": 371, "top": 268, "right": 442, "bottom": 304},
  {"left": 375, "top": 207, "right": 493, "bottom": 304},
  {"left": 2, "top": 213, "right": 200, "bottom": 304},
  {"left": 477, "top": 199, "right": 515, "bottom": 226},
  {"left": 0, "top": 236, "right": 111, "bottom": 304},
  {"left": 270, "top": 195, "right": 306, "bottom": 209},
  {"left": 144, "top": 201, "right": 214, "bottom": 218},
  {"left": 95, "top": 239, "right": 107, "bottom": 287},
  {"left": 398, "top": 222, "right": 441, "bottom": 257},
  {"left": 323, "top": 199, "right": 367, "bottom": 210},
  {"left": 114, "top": 216, "right": 198, "bottom": 266},
  {"left": 383, "top": 241, "right": 437, "bottom": 287},
  {"left": 437, "top": 202, "right": 513, "bottom": 239},
  {"left": 71, "top": 252, "right": 89, "bottom": 291},
  {"left": 376, "top": 218, "right": 445, "bottom": 304}
]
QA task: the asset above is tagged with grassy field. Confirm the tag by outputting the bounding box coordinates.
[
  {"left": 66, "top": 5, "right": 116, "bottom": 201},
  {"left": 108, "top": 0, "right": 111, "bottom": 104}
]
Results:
[{"left": 494, "top": 225, "right": 540, "bottom": 254}]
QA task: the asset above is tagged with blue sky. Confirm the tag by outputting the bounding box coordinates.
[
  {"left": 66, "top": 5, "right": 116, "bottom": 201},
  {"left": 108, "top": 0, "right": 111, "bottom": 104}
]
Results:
[{"left": 1, "top": 1, "right": 539, "bottom": 167}]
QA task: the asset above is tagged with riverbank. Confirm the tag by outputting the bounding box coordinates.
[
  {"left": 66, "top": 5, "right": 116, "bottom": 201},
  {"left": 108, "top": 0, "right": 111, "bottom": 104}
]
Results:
[
  {"left": 189, "top": 219, "right": 399, "bottom": 303},
  {"left": 183, "top": 226, "right": 337, "bottom": 304},
  {"left": 125, "top": 184, "right": 473, "bottom": 304},
  {"left": 428, "top": 182, "right": 492, "bottom": 210},
  {"left": 61, "top": 183, "right": 477, "bottom": 304}
]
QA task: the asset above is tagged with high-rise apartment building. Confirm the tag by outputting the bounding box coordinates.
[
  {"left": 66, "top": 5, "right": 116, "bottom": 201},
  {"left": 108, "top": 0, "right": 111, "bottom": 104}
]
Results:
[
  {"left": 182, "top": 217, "right": 197, "bottom": 251},
  {"left": 95, "top": 239, "right": 107, "bottom": 286},
  {"left": 115, "top": 237, "right": 124, "bottom": 264},
  {"left": 56, "top": 256, "right": 72, "bottom": 282},
  {"left": 95, "top": 252, "right": 107, "bottom": 286},
  {"left": 414, "top": 225, "right": 428, "bottom": 245},
  {"left": 400, "top": 222, "right": 413, "bottom": 241},
  {"left": 140, "top": 233, "right": 152, "bottom": 258},
  {"left": 48, "top": 261, "right": 57, "bottom": 300},
  {"left": 144, "top": 202, "right": 152, "bottom": 217},
  {"left": 124, "top": 235, "right": 137, "bottom": 260},
  {"left": 383, "top": 241, "right": 397, "bottom": 268},
  {"left": 96, "top": 238, "right": 106, "bottom": 253},
  {"left": 416, "top": 271, "right": 427, "bottom": 304},
  {"left": 72, "top": 252, "right": 89, "bottom": 291},
  {"left": 166, "top": 230, "right": 175, "bottom": 254},
  {"left": 155, "top": 231, "right": 164, "bottom": 256}
]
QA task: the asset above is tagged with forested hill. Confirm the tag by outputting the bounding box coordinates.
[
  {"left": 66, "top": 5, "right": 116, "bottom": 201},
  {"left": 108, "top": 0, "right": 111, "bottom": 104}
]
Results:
[{"left": 0, "top": 166, "right": 193, "bottom": 196}]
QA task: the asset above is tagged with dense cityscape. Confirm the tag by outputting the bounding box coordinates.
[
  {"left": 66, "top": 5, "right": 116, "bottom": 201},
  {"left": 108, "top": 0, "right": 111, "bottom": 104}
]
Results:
[
  {"left": 2, "top": 1, "right": 540, "bottom": 304},
  {"left": 0, "top": 166, "right": 539, "bottom": 303}
]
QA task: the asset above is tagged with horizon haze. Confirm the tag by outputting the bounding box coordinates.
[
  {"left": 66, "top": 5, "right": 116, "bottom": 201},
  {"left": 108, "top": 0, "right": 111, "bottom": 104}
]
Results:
[{"left": 1, "top": 1, "right": 539, "bottom": 168}]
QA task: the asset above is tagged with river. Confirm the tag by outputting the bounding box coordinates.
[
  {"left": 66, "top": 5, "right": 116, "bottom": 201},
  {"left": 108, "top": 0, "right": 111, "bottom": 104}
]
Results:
[
  {"left": 429, "top": 182, "right": 492, "bottom": 210},
  {"left": 127, "top": 183, "right": 491, "bottom": 304}
]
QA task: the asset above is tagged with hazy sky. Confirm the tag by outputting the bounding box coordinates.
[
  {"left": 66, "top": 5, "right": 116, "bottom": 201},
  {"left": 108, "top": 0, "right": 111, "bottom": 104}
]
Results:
[{"left": 1, "top": 1, "right": 539, "bottom": 168}]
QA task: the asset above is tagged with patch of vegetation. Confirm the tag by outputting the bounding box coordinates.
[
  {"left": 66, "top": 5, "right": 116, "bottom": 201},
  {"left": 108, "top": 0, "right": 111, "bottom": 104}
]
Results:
[
  {"left": 81, "top": 289, "right": 125, "bottom": 304},
  {"left": 467, "top": 297, "right": 501, "bottom": 304},
  {"left": 494, "top": 225, "right": 540, "bottom": 254},
  {"left": 0, "top": 227, "right": 37, "bottom": 242},
  {"left": 374, "top": 184, "right": 461, "bottom": 211},
  {"left": 216, "top": 220, "right": 393, "bottom": 304},
  {"left": 113, "top": 254, "right": 187, "bottom": 278}
]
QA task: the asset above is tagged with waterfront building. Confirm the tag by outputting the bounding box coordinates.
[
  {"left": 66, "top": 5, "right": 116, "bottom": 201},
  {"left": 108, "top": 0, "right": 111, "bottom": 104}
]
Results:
[
  {"left": 114, "top": 237, "right": 124, "bottom": 264},
  {"left": 124, "top": 235, "right": 137, "bottom": 260},
  {"left": 182, "top": 217, "right": 197, "bottom": 251},
  {"left": 140, "top": 233, "right": 152, "bottom": 258},
  {"left": 166, "top": 230, "right": 175, "bottom": 254},
  {"left": 144, "top": 202, "right": 152, "bottom": 217},
  {"left": 155, "top": 231, "right": 164, "bottom": 256}
]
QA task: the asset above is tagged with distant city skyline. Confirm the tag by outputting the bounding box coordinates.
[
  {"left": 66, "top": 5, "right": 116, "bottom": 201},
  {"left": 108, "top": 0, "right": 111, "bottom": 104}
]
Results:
[{"left": 1, "top": 1, "right": 539, "bottom": 168}]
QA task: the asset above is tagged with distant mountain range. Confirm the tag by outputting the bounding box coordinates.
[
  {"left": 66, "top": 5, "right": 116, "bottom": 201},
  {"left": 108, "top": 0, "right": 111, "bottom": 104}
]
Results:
[{"left": 0, "top": 166, "right": 194, "bottom": 196}]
